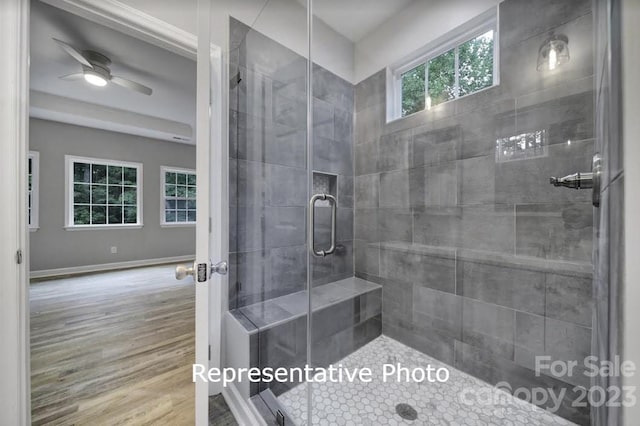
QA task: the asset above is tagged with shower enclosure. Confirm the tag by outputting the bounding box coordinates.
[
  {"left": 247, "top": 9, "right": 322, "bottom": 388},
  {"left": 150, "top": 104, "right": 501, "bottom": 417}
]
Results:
[{"left": 215, "top": 0, "right": 619, "bottom": 424}]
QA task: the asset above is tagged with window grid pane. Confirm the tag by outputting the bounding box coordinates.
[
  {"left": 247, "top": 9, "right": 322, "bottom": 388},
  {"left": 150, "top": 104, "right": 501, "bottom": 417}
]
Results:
[
  {"left": 397, "top": 26, "right": 496, "bottom": 117},
  {"left": 458, "top": 30, "right": 494, "bottom": 96},
  {"left": 401, "top": 64, "right": 425, "bottom": 117},
  {"left": 71, "top": 160, "right": 138, "bottom": 226},
  {"left": 164, "top": 171, "right": 196, "bottom": 223},
  {"left": 427, "top": 48, "right": 456, "bottom": 107}
]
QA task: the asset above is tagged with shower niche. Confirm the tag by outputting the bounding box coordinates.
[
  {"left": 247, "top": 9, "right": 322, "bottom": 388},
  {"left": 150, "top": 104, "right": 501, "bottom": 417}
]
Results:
[{"left": 312, "top": 171, "right": 337, "bottom": 206}]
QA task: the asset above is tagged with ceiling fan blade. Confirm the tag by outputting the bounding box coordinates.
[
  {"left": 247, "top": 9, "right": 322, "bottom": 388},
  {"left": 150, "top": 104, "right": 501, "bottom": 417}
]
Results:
[
  {"left": 111, "top": 76, "right": 153, "bottom": 96},
  {"left": 53, "top": 38, "right": 93, "bottom": 68},
  {"left": 59, "top": 73, "right": 84, "bottom": 81}
]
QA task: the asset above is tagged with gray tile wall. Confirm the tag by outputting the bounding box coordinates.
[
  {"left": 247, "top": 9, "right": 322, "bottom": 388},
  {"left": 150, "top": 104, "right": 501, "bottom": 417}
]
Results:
[
  {"left": 229, "top": 18, "right": 355, "bottom": 308},
  {"left": 353, "top": 0, "right": 594, "bottom": 424}
]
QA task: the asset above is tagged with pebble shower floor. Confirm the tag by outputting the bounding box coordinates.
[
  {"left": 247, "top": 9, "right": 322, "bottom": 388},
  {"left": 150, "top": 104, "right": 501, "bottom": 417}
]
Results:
[{"left": 279, "top": 336, "right": 575, "bottom": 426}]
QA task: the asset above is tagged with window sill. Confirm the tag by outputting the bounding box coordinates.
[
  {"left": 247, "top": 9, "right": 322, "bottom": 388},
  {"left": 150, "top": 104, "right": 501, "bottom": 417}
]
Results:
[
  {"left": 161, "top": 222, "right": 196, "bottom": 228},
  {"left": 64, "top": 224, "right": 143, "bottom": 231},
  {"left": 29, "top": 226, "right": 39, "bottom": 232}
]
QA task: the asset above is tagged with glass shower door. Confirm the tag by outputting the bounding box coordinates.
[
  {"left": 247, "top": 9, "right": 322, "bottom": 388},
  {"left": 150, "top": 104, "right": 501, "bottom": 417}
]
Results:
[
  {"left": 218, "top": 0, "right": 313, "bottom": 422},
  {"left": 297, "top": 1, "right": 602, "bottom": 425}
]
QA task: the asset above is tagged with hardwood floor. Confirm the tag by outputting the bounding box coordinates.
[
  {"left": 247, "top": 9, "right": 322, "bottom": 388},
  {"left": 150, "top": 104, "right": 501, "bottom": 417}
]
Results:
[{"left": 30, "top": 265, "right": 196, "bottom": 425}]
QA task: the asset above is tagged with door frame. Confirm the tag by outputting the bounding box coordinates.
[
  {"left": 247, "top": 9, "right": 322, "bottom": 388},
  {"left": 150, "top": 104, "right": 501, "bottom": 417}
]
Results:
[
  {"left": 0, "top": 0, "right": 30, "bottom": 424},
  {"left": 0, "top": 0, "right": 231, "bottom": 424}
]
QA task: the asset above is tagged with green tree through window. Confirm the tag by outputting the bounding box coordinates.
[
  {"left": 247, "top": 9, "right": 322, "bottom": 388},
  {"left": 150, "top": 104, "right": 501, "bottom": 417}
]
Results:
[
  {"left": 401, "top": 64, "right": 425, "bottom": 116},
  {"left": 459, "top": 31, "right": 494, "bottom": 96},
  {"left": 399, "top": 29, "right": 495, "bottom": 117}
]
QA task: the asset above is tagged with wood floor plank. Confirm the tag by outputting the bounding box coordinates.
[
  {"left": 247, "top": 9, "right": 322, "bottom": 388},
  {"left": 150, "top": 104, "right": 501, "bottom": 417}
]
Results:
[{"left": 30, "top": 265, "right": 196, "bottom": 425}]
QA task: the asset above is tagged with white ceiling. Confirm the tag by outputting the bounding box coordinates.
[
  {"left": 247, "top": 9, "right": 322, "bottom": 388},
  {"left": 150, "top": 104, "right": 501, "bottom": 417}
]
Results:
[
  {"left": 303, "top": 0, "right": 415, "bottom": 42},
  {"left": 30, "top": 1, "right": 196, "bottom": 142}
]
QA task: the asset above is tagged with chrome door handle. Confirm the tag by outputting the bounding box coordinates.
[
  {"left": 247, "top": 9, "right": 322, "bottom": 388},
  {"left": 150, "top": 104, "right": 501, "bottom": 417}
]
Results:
[
  {"left": 175, "top": 263, "right": 195, "bottom": 280},
  {"left": 211, "top": 261, "right": 228, "bottom": 275},
  {"left": 550, "top": 153, "right": 602, "bottom": 207},
  {"left": 309, "top": 193, "right": 337, "bottom": 257}
]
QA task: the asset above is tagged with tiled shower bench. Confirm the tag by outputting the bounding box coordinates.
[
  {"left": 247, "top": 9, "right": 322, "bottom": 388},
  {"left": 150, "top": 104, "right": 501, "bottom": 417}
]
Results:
[{"left": 224, "top": 277, "right": 382, "bottom": 399}]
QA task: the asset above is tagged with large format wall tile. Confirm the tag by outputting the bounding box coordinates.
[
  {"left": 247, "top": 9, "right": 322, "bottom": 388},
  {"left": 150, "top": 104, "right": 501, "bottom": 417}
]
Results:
[
  {"left": 351, "top": 1, "right": 596, "bottom": 423},
  {"left": 379, "top": 169, "right": 410, "bottom": 208},
  {"left": 354, "top": 208, "right": 378, "bottom": 242},
  {"left": 313, "top": 135, "right": 353, "bottom": 176},
  {"left": 459, "top": 155, "right": 496, "bottom": 205},
  {"left": 412, "top": 125, "right": 460, "bottom": 167},
  {"left": 379, "top": 246, "right": 455, "bottom": 294},
  {"left": 457, "top": 259, "right": 546, "bottom": 315},
  {"left": 354, "top": 140, "right": 379, "bottom": 176},
  {"left": 462, "top": 298, "right": 515, "bottom": 359},
  {"left": 409, "top": 162, "right": 459, "bottom": 208},
  {"left": 378, "top": 208, "right": 412, "bottom": 243},
  {"left": 459, "top": 205, "right": 516, "bottom": 254},
  {"left": 355, "top": 69, "right": 385, "bottom": 113},
  {"left": 412, "top": 207, "right": 462, "bottom": 247},
  {"left": 494, "top": 137, "right": 594, "bottom": 204},
  {"left": 355, "top": 174, "right": 379, "bottom": 208},
  {"left": 545, "top": 272, "right": 593, "bottom": 326},
  {"left": 515, "top": 203, "right": 592, "bottom": 262},
  {"left": 413, "top": 286, "right": 462, "bottom": 339},
  {"left": 378, "top": 130, "right": 411, "bottom": 172}
]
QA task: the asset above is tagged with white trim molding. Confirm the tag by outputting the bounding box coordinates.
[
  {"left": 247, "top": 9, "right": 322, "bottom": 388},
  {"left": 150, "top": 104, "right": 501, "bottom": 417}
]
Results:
[
  {"left": 0, "top": 0, "right": 30, "bottom": 424},
  {"left": 222, "top": 385, "right": 268, "bottom": 426},
  {"left": 30, "top": 255, "right": 195, "bottom": 280},
  {"left": 39, "top": 0, "right": 197, "bottom": 59}
]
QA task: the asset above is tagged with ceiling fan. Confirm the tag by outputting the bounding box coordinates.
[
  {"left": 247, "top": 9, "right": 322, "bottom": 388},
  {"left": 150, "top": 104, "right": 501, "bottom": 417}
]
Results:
[{"left": 54, "top": 38, "right": 153, "bottom": 96}]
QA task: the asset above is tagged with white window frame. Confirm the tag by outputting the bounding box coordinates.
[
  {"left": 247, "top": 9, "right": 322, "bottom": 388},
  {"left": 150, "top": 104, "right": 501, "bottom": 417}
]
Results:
[
  {"left": 64, "top": 155, "right": 143, "bottom": 230},
  {"left": 386, "top": 7, "right": 500, "bottom": 122},
  {"left": 160, "top": 166, "right": 197, "bottom": 227},
  {"left": 28, "top": 151, "right": 40, "bottom": 230}
]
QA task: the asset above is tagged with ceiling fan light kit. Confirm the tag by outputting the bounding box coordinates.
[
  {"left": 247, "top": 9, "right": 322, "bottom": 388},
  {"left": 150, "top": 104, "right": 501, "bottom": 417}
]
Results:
[
  {"left": 53, "top": 38, "right": 153, "bottom": 95},
  {"left": 83, "top": 68, "right": 108, "bottom": 87}
]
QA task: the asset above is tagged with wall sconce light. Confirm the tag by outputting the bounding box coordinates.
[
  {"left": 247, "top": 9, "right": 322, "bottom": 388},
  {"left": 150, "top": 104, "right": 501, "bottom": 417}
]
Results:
[{"left": 537, "top": 33, "right": 570, "bottom": 71}]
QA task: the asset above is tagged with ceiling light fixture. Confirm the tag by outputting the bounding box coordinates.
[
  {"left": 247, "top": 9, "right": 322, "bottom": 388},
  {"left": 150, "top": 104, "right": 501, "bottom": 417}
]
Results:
[
  {"left": 83, "top": 70, "right": 107, "bottom": 87},
  {"left": 537, "top": 33, "right": 570, "bottom": 71}
]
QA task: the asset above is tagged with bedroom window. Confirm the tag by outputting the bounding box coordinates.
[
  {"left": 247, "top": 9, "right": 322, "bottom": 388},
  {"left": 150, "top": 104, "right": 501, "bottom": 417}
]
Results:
[
  {"left": 66, "top": 156, "right": 142, "bottom": 228},
  {"left": 161, "top": 166, "right": 196, "bottom": 225}
]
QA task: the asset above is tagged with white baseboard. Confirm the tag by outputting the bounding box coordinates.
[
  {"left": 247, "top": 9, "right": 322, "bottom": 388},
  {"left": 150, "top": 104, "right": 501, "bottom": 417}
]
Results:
[
  {"left": 222, "top": 384, "right": 267, "bottom": 426},
  {"left": 30, "top": 255, "right": 195, "bottom": 280}
]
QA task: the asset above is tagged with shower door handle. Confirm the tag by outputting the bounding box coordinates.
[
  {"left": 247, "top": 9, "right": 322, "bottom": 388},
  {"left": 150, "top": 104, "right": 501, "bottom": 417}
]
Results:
[{"left": 309, "top": 193, "right": 337, "bottom": 257}]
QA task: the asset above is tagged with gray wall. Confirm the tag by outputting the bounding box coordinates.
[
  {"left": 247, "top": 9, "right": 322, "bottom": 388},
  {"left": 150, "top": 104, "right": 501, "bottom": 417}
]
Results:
[
  {"left": 229, "top": 18, "right": 354, "bottom": 309},
  {"left": 353, "top": 0, "right": 594, "bottom": 424},
  {"left": 29, "top": 118, "right": 196, "bottom": 272}
]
